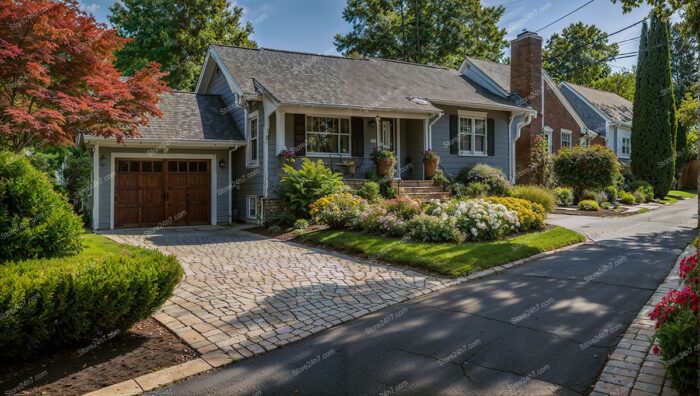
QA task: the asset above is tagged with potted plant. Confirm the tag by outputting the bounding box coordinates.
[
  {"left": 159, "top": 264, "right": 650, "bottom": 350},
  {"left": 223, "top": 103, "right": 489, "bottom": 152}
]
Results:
[
  {"left": 422, "top": 149, "right": 440, "bottom": 179},
  {"left": 277, "top": 148, "right": 297, "bottom": 166},
  {"left": 371, "top": 148, "right": 396, "bottom": 177}
]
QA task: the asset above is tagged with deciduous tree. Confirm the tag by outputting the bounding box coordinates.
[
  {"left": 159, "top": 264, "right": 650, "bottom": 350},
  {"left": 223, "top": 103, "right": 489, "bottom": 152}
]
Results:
[
  {"left": 543, "top": 22, "right": 619, "bottom": 85},
  {"left": 109, "top": 0, "right": 256, "bottom": 91},
  {"left": 0, "top": 0, "right": 169, "bottom": 153},
  {"left": 591, "top": 69, "right": 636, "bottom": 101},
  {"left": 334, "top": 0, "right": 508, "bottom": 68}
]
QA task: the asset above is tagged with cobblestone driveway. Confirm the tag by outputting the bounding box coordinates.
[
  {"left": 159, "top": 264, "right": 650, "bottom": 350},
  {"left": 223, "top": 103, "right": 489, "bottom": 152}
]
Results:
[{"left": 105, "top": 227, "right": 456, "bottom": 361}]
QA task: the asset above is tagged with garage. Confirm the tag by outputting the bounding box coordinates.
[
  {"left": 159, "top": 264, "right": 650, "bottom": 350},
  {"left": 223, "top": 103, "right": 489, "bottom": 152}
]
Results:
[{"left": 114, "top": 158, "right": 211, "bottom": 228}]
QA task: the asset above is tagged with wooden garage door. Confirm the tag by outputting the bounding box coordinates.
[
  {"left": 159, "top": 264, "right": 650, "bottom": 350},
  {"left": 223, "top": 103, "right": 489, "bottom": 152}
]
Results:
[{"left": 115, "top": 159, "right": 211, "bottom": 228}]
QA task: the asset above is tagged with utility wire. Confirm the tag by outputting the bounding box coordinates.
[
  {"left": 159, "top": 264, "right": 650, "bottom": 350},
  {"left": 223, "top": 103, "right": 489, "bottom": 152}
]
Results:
[{"left": 535, "top": 0, "right": 596, "bottom": 33}]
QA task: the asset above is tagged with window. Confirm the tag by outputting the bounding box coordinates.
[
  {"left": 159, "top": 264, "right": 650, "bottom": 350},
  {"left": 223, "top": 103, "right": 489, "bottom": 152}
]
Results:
[
  {"left": 246, "top": 196, "right": 258, "bottom": 219},
  {"left": 621, "top": 137, "right": 631, "bottom": 156},
  {"left": 306, "top": 116, "right": 351, "bottom": 155},
  {"left": 561, "top": 129, "right": 572, "bottom": 148},
  {"left": 458, "top": 111, "right": 487, "bottom": 156},
  {"left": 247, "top": 112, "right": 259, "bottom": 167},
  {"left": 543, "top": 127, "right": 553, "bottom": 154}
]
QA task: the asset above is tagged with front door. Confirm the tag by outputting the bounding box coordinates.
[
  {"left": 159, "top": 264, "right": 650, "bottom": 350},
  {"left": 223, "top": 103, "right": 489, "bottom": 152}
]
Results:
[{"left": 114, "top": 158, "right": 211, "bottom": 228}]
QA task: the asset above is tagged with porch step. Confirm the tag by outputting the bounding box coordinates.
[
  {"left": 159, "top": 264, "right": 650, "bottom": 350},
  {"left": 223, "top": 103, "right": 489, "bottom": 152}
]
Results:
[
  {"left": 398, "top": 186, "right": 445, "bottom": 194},
  {"left": 403, "top": 192, "right": 451, "bottom": 201},
  {"left": 394, "top": 180, "right": 435, "bottom": 188}
]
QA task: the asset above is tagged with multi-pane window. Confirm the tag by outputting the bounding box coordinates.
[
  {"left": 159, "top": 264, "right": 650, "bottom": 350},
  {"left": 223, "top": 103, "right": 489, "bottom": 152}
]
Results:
[
  {"left": 247, "top": 114, "right": 259, "bottom": 166},
  {"left": 561, "top": 130, "right": 572, "bottom": 148},
  {"left": 306, "top": 116, "right": 351, "bottom": 154},
  {"left": 458, "top": 115, "right": 487, "bottom": 156},
  {"left": 621, "top": 137, "right": 631, "bottom": 156},
  {"left": 247, "top": 196, "right": 258, "bottom": 219}
]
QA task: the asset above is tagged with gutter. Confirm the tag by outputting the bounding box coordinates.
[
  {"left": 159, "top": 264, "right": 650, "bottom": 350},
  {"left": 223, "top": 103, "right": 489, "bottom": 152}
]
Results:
[
  {"left": 510, "top": 112, "right": 534, "bottom": 183},
  {"left": 428, "top": 112, "right": 444, "bottom": 148}
]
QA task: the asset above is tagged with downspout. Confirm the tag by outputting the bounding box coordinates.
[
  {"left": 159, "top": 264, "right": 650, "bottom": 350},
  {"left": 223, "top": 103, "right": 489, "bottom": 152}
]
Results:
[
  {"left": 228, "top": 146, "right": 236, "bottom": 225},
  {"left": 426, "top": 112, "right": 443, "bottom": 180},
  {"left": 92, "top": 144, "right": 100, "bottom": 230},
  {"left": 511, "top": 112, "right": 534, "bottom": 183}
]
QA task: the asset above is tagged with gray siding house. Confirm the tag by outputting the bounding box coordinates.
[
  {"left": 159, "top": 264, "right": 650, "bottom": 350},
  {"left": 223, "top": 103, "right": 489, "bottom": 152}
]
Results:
[{"left": 85, "top": 45, "right": 537, "bottom": 229}]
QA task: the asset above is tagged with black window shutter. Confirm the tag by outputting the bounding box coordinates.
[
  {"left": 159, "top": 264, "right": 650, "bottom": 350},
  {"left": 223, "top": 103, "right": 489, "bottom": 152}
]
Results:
[
  {"left": 351, "top": 117, "right": 364, "bottom": 157},
  {"left": 449, "top": 115, "right": 458, "bottom": 154},
  {"left": 487, "top": 118, "right": 495, "bottom": 156},
  {"left": 293, "top": 114, "right": 306, "bottom": 156}
]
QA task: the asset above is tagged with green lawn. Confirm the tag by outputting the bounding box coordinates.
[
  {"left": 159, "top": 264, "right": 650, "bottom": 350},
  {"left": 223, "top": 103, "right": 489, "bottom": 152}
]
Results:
[
  {"left": 301, "top": 227, "right": 586, "bottom": 277},
  {"left": 78, "top": 233, "right": 149, "bottom": 258},
  {"left": 658, "top": 190, "right": 697, "bottom": 205}
]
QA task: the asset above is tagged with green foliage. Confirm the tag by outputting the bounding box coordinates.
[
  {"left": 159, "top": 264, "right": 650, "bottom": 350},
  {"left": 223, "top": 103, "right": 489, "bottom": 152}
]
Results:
[
  {"left": 553, "top": 145, "right": 621, "bottom": 200},
  {"left": 0, "top": 151, "right": 83, "bottom": 261},
  {"left": 334, "top": 0, "right": 508, "bottom": 68},
  {"left": 527, "top": 134, "right": 552, "bottom": 185},
  {"left": 510, "top": 185, "right": 555, "bottom": 212},
  {"left": 601, "top": 202, "right": 612, "bottom": 210},
  {"left": 591, "top": 70, "right": 636, "bottom": 101},
  {"left": 309, "top": 193, "right": 366, "bottom": 229},
  {"left": 554, "top": 187, "right": 575, "bottom": 206},
  {"left": 581, "top": 189, "right": 607, "bottom": 203},
  {"left": 109, "top": 0, "right": 256, "bottom": 90},
  {"left": 486, "top": 196, "right": 546, "bottom": 232},
  {"left": 293, "top": 219, "right": 309, "bottom": 230},
  {"left": 604, "top": 185, "right": 619, "bottom": 203},
  {"left": 267, "top": 225, "right": 282, "bottom": 234},
  {"left": 628, "top": 179, "right": 655, "bottom": 202},
  {"left": 670, "top": 23, "right": 698, "bottom": 105},
  {"left": 0, "top": 246, "right": 182, "bottom": 358},
  {"left": 407, "top": 214, "right": 465, "bottom": 243},
  {"left": 654, "top": 308, "right": 698, "bottom": 393},
  {"left": 278, "top": 159, "right": 347, "bottom": 218},
  {"left": 356, "top": 181, "right": 380, "bottom": 202},
  {"left": 384, "top": 197, "right": 422, "bottom": 221},
  {"left": 432, "top": 170, "right": 450, "bottom": 187},
  {"left": 631, "top": 15, "right": 677, "bottom": 198},
  {"left": 578, "top": 199, "right": 600, "bottom": 211},
  {"left": 543, "top": 22, "right": 620, "bottom": 85},
  {"left": 463, "top": 182, "right": 490, "bottom": 198},
  {"left": 456, "top": 163, "right": 512, "bottom": 196},
  {"left": 620, "top": 191, "right": 637, "bottom": 205}
]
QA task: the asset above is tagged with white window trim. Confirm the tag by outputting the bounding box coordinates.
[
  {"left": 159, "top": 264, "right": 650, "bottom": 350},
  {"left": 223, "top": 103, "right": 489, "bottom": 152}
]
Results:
[
  {"left": 543, "top": 126, "right": 553, "bottom": 154},
  {"left": 246, "top": 195, "right": 259, "bottom": 220},
  {"left": 620, "top": 136, "right": 631, "bottom": 158},
  {"left": 247, "top": 111, "right": 259, "bottom": 168},
  {"left": 457, "top": 110, "right": 488, "bottom": 157},
  {"left": 561, "top": 129, "right": 572, "bottom": 148},
  {"left": 304, "top": 115, "right": 352, "bottom": 156}
]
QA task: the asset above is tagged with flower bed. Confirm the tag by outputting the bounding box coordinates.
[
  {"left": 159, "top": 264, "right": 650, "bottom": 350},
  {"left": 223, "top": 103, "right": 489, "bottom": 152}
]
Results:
[
  {"left": 650, "top": 250, "right": 699, "bottom": 393},
  {"left": 310, "top": 193, "right": 536, "bottom": 244}
]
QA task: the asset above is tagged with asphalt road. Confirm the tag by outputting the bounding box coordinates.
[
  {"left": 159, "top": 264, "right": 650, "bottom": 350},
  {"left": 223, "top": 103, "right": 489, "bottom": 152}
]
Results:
[{"left": 151, "top": 199, "right": 698, "bottom": 396}]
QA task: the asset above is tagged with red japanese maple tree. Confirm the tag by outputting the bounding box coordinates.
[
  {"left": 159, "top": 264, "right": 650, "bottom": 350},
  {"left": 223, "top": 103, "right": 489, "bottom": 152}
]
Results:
[{"left": 0, "top": 0, "right": 170, "bottom": 152}]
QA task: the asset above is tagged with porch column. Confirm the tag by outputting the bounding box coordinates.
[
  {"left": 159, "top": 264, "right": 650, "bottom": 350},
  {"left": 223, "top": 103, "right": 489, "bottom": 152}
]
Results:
[
  {"left": 91, "top": 144, "right": 99, "bottom": 230},
  {"left": 424, "top": 116, "right": 431, "bottom": 149},
  {"left": 276, "top": 110, "right": 285, "bottom": 153},
  {"left": 375, "top": 116, "right": 381, "bottom": 148},
  {"left": 396, "top": 118, "right": 401, "bottom": 179}
]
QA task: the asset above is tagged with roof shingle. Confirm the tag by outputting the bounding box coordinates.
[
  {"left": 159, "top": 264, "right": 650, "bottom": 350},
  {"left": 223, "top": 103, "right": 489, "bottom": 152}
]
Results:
[{"left": 564, "top": 83, "right": 633, "bottom": 126}]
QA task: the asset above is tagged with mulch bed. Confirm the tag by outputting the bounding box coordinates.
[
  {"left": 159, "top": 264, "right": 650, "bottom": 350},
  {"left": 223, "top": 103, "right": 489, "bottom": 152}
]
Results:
[
  {"left": 0, "top": 318, "right": 197, "bottom": 396},
  {"left": 552, "top": 207, "right": 635, "bottom": 217}
]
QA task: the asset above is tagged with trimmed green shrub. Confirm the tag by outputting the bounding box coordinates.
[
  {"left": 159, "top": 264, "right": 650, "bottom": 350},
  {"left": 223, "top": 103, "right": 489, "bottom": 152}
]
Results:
[
  {"left": 634, "top": 190, "right": 646, "bottom": 204},
  {"left": 0, "top": 151, "right": 84, "bottom": 261},
  {"left": 578, "top": 200, "right": 600, "bottom": 211},
  {"left": 601, "top": 202, "right": 612, "bottom": 210},
  {"left": 604, "top": 186, "right": 619, "bottom": 203},
  {"left": 356, "top": 181, "right": 380, "bottom": 202},
  {"left": 456, "top": 164, "right": 512, "bottom": 196},
  {"left": 629, "top": 180, "right": 655, "bottom": 202},
  {"left": 293, "top": 219, "right": 309, "bottom": 230},
  {"left": 432, "top": 170, "right": 450, "bottom": 188},
  {"left": 0, "top": 250, "right": 182, "bottom": 358},
  {"left": 511, "top": 185, "right": 555, "bottom": 212},
  {"left": 620, "top": 191, "right": 636, "bottom": 205},
  {"left": 553, "top": 146, "right": 621, "bottom": 201},
  {"left": 464, "top": 182, "right": 490, "bottom": 198},
  {"left": 554, "top": 187, "right": 574, "bottom": 206},
  {"left": 407, "top": 214, "right": 465, "bottom": 243},
  {"left": 486, "top": 196, "right": 546, "bottom": 231},
  {"left": 653, "top": 308, "right": 697, "bottom": 393},
  {"left": 278, "top": 159, "right": 347, "bottom": 218}
]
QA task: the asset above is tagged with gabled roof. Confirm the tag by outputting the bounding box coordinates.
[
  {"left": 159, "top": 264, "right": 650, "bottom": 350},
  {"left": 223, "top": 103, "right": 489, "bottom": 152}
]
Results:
[
  {"left": 135, "top": 92, "right": 244, "bottom": 141},
  {"left": 561, "top": 83, "right": 633, "bottom": 126},
  {"left": 206, "top": 45, "right": 533, "bottom": 114},
  {"left": 464, "top": 57, "right": 511, "bottom": 92}
]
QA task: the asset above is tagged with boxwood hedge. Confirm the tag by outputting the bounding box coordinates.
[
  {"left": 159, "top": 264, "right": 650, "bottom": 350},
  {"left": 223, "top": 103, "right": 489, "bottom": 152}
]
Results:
[{"left": 0, "top": 249, "right": 182, "bottom": 359}]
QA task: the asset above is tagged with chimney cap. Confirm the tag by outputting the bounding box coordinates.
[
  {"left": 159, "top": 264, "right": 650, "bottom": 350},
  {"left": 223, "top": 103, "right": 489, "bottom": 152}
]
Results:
[{"left": 514, "top": 30, "right": 543, "bottom": 41}]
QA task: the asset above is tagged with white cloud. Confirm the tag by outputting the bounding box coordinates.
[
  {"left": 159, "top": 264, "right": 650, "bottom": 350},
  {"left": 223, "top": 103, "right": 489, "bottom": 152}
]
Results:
[{"left": 79, "top": 2, "right": 100, "bottom": 15}]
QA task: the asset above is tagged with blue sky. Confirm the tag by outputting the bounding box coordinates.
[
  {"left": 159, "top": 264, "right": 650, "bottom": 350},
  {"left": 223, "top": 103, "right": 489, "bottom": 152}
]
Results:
[{"left": 84, "top": 0, "right": 668, "bottom": 70}]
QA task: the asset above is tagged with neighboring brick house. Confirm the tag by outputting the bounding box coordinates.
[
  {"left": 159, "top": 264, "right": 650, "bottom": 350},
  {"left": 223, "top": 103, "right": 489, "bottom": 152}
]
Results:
[{"left": 460, "top": 31, "right": 594, "bottom": 184}]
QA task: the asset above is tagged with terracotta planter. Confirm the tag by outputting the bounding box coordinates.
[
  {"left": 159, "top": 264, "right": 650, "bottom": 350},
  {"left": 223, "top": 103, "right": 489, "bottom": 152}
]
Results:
[
  {"left": 424, "top": 159, "right": 439, "bottom": 179},
  {"left": 376, "top": 158, "right": 395, "bottom": 177}
]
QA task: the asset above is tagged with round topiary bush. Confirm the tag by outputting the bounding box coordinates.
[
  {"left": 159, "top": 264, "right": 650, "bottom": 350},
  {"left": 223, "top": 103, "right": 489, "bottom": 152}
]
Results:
[
  {"left": 0, "top": 151, "right": 83, "bottom": 261},
  {"left": 553, "top": 146, "right": 621, "bottom": 202},
  {"left": 0, "top": 249, "right": 182, "bottom": 359},
  {"left": 456, "top": 163, "right": 513, "bottom": 196},
  {"left": 578, "top": 199, "right": 600, "bottom": 211}
]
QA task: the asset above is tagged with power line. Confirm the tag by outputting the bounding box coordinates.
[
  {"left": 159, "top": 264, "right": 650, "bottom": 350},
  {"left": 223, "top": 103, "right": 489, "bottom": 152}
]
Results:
[{"left": 535, "top": 0, "right": 596, "bottom": 33}]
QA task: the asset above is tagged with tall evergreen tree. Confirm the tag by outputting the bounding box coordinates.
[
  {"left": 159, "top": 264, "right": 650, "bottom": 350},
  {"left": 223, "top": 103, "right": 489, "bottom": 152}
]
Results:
[{"left": 631, "top": 12, "right": 677, "bottom": 197}]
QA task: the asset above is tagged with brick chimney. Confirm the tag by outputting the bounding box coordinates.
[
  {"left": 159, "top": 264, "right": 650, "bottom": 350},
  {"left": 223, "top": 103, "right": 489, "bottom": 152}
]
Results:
[{"left": 511, "top": 31, "right": 544, "bottom": 184}]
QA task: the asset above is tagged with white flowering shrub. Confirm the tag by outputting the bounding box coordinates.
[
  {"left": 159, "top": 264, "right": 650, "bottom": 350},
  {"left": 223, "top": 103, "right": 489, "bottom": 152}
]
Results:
[
  {"left": 429, "top": 199, "right": 520, "bottom": 241},
  {"left": 406, "top": 214, "right": 465, "bottom": 243}
]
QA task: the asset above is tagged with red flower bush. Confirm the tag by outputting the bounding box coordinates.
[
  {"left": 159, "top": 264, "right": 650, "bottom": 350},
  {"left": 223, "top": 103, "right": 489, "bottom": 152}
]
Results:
[
  {"left": 649, "top": 285, "right": 699, "bottom": 329},
  {"left": 679, "top": 254, "right": 699, "bottom": 290}
]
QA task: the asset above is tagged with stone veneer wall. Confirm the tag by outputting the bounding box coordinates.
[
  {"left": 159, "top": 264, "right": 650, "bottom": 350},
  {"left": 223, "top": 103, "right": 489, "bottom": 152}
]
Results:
[{"left": 261, "top": 198, "right": 285, "bottom": 225}]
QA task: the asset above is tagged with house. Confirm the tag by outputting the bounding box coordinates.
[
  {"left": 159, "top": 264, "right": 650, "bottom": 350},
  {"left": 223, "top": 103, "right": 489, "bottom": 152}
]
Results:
[
  {"left": 560, "top": 82, "right": 634, "bottom": 162},
  {"left": 85, "top": 41, "right": 546, "bottom": 229},
  {"left": 460, "top": 31, "right": 596, "bottom": 183}
]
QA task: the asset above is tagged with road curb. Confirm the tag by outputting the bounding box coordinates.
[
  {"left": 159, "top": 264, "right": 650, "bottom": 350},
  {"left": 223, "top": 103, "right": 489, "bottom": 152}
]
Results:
[{"left": 590, "top": 241, "right": 697, "bottom": 396}]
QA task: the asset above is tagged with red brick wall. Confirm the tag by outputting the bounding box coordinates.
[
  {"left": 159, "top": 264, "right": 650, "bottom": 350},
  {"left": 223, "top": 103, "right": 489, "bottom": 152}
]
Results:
[{"left": 543, "top": 82, "right": 583, "bottom": 154}]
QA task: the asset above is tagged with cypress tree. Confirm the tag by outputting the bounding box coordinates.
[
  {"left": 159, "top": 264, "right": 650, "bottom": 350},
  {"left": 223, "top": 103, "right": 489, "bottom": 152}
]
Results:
[{"left": 631, "top": 13, "right": 676, "bottom": 198}]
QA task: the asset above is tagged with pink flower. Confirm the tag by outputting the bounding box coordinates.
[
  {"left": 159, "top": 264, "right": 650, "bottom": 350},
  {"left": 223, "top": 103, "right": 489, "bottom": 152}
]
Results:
[{"left": 652, "top": 345, "right": 660, "bottom": 355}]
